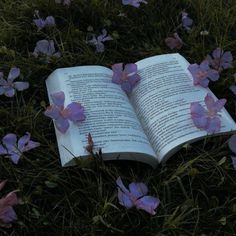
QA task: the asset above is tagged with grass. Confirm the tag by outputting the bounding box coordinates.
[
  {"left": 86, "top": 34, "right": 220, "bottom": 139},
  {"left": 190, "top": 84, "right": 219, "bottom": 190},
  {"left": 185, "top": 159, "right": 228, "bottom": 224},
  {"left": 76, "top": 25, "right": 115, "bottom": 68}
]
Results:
[{"left": 0, "top": 0, "right": 236, "bottom": 235}]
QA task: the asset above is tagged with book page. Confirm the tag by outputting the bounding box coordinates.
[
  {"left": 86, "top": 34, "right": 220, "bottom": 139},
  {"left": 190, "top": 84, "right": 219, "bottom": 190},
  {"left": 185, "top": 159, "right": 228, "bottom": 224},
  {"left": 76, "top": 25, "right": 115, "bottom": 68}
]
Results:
[
  {"left": 130, "top": 53, "right": 236, "bottom": 162},
  {"left": 46, "top": 66, "right": 157, "bottom": 167}
]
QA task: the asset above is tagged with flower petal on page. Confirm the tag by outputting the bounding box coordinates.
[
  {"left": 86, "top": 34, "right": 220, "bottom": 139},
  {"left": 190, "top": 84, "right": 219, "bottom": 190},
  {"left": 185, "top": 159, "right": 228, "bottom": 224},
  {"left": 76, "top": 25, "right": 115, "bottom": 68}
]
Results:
[
  {"left": 44, "top": 105, "right": 60, "bottom": 119},
  {"left": 55, "top": 117, "right": 70, "bottom": 134},
  {"left": 64, "top": 102, "right": 86, "bottom": 122},
  {"left": 50, "top": 91, "right": 65, "bottom": 107},
  {"left": 205, "top": 117, "right": 221, "bottom": 134},
  {"left": 124, "top": 64, "right": 137, "bottom": 75}
]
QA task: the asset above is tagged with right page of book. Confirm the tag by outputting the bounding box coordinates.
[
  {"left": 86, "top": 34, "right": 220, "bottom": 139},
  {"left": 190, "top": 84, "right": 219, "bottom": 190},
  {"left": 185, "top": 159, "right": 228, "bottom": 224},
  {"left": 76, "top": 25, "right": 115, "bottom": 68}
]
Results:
[{"left": 130, "top": 53, "right": 236, "bottom": 163}]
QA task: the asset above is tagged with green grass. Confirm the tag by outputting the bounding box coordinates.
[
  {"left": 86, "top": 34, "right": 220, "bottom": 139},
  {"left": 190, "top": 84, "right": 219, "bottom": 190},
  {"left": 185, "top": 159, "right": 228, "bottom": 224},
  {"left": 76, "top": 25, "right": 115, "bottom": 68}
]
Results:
[{"left": 0, "top": 0, "right": 236, "bottom": 235}]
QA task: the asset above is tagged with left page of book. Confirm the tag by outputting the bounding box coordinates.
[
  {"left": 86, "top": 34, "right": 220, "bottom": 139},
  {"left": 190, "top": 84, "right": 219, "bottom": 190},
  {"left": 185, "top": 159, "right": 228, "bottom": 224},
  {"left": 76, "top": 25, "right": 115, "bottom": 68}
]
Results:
[{"left": 45, "top": 66, "right": 157, "bottom": 167}]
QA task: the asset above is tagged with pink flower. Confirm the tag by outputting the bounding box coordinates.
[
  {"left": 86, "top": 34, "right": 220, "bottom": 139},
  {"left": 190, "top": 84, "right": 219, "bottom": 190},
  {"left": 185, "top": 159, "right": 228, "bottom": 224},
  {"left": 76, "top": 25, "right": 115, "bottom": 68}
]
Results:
[
  {"left": 112, "top": 63, "right": 140, "bottom": 94},
  {"left": 0, "top": 68, "right": 29, "bottom": 97},
  {"left": 0, "top": 180, "right": 18, "bottom": 227},
  {"left": 190, "top": 93, "right": 226, "bottom": 134},
  {"left": 0, "top": 133, "right": 40, "bottom": 164},
  {"left": 165, "top": 33, "right": 183, "bottom": 50},
  {"left": 116, "top": 177, "right": 160, "bottom": 215},
  {"left": 44, "top": 91, "right": 86, "bottom": 133}
]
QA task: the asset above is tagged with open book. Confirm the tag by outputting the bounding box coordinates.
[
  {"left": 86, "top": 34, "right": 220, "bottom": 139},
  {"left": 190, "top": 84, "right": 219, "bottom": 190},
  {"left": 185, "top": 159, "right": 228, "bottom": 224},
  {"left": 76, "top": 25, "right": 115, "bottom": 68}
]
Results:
[{"left": 45, "top": 53, "right": 236, "bottom": 167}]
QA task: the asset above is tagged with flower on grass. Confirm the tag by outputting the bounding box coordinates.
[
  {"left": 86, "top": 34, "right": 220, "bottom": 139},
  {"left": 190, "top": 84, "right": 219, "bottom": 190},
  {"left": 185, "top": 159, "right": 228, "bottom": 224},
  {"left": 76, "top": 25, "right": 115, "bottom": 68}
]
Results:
[
  {"left": 0, "top": 67, "right": 29, "bottom": 97},
  {"left": 165, "top": 33, "right": 183, "bottom": 50},
  {"left": 33, "top": 13, "right": 55, "bottom": 31},
  {"left": 44, "top": 91, "right": 86, "bottom": 133},
  {"left": 87, "top": 29, "right": 113, "bottom": 53},
  {"left": 116, "top": 177, "right": 160, "bottom": 215},
  {"left": 122, "top": 0, "right": 147, "bottom": 8},
  {"left": 228, "top": 134, "right": 236, "bottom": 169},
  {"left": 112, "top": 63, "right": 140, "bottom": 94},
  {"left": 206, "top": 48, "right": 233, "bottom": 72},
  {"left": 0, "top": 180, "right": 18, "bottom": 227},
  {"left": 229, "top": 74, "right": 236, "bottom": 95},
  {"left": 55, "top": 0, "right": 71, "bottom": 5},
  {"left": 188, "top": 60, "right": 219, "bottom": 87},
  {"left": 182, "top": 11, "right": 193, "bottom": 31},
  {"left": 33, "top": 40, "right": 61, "bottom": 60},
  {"left": 190, "top": 93, "right": 226, "bottom": 134},
  {"left": 0, "top": 133, "right": 40, "bottom": 164}
]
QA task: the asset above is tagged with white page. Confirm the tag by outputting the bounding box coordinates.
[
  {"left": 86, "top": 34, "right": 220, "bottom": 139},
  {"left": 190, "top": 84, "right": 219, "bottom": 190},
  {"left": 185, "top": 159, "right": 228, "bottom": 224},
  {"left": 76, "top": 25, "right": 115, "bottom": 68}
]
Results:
[
  {"left": 130, "top": 53, "right": 236, "bottom": 162},
  {"left": 46, "top": 66, "right": 157, "bottom": 166}
]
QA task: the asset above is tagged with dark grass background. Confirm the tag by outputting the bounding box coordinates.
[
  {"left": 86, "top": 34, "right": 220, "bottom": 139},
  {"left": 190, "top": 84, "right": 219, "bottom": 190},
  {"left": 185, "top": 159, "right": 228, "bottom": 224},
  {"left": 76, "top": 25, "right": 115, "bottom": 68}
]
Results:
[{"left": 0, "top": 0, "right": 236, "bottom": 235}]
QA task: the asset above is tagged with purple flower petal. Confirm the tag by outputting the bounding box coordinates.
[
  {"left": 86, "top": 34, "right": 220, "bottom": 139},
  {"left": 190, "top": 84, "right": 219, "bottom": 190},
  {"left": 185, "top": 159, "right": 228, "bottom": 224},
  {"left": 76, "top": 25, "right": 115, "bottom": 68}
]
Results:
[
  {"left": 207, "top": 69, "right": 219, "bottom": 81},
  {"left": 7, "top": 68, "right": 20, "bottom": 83},
  {"left": 55, "top": 116, "right": 70, "bottom": 134},
  {"left": 44, "top": 105, "right": 60, "bottom": 119},
  {"left": 129, "top": 182, "right": 148, "bottom": 199},
  {"left": 135, "top": 196, "right": 160, "bottom": 215},
  {"left": 17, "top": 132, "right": 30, "bottom": 151},
  {"left": 231, "top": 156, "right": 236, "bottom": 169},
  {"left": 51, "top": 91, "right": 65, "bottom": 107},
  {"left": 9, "top": 153, "right": 21, "bottom": 164},
  {"left": 124, "top": 64, "right": 138, "bottom": 75},
  {"left": 205, "top": 117, "right": 221, "bottom": 134},
  {"left": 2, "top": 134, "right": 17, "bottom": 152},
  {"left": 33, "top": 19, "right": 45, "bottom": 30},
  {"left": 0, "top": 78, "right": 7, "bottom": 86},
  {"left": 199, "top": 60, "right": 210, "bottom": 71},
  {"left": 4, "top": 87, "right": 15, "bottom": 97},
  {"left": 14, "top": 82, "right": 29, "bottom": 91},
  {"left": 198, "top": 78, "right": 209, "bottom": 87},
  {"left": 63, "top": 102, "right": 86, "bottom": 122},
  {"left": 212, "top": 48, "right": 222, "bottom": 59},
  {"left": 45, "top": 16, "right": 56, "bottom": 27},
  {"left": 228, "top": 134, "right": 236, "bottom": 154},
  {"left": 116, "top": 177, "right": 130, "bottom": 195},
  {"left": 117, "top": 188, "right": 134, "bottom": 208},
  {"left": 121, "top": 82, "right": 132, "bottom": 94},
  {"left": 0, "top": 145, "right": 7, "bottom": 155},
  {"left": 190, "top": 102, "right": 208, "bottom": 129}
]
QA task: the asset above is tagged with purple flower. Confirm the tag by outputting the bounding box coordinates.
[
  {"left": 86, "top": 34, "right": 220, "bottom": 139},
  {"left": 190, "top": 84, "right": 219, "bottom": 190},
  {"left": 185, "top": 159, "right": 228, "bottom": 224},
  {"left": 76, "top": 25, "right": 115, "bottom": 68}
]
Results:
[
  {"left": 0, "top": 133, "right": 40, "bottom": 164},
  {"left": 206, "top": 48, "right": 233, "bottom": 72},
  {"left": 116, "top": 177, "right": 160, "bottom": 215},
  {"left": 55, "top": 0, "right": 71, "bottom": 5},
  {"left": 230, "top": 74, "right": 236, "bottom": 95},
  {"left": 188, "top": 60, "right": 219, "bottom": 87},
  {"left": 228, "top": 134, "right": 236, "bottom": 169},
  {"left": 44, "top": 91, "right": 86, "bottom": 133},
  {"left": 122, "top": 0, "right": 147, "bottom": 8},
  {"left": 33, "top": 40, "right": 60, "bottom": 60},
  {"left": 0, "top": 180, "right": 18, "bottom": 227},
  {"left": 34, "top": 16, "right": 55, "bottom": 31},
  {"left": 182, "top": 11, "right": 193, "bottom": 31},
  {"left": 0, "top": 68, "right": 29, "bottom": 97},
  {"left": 87, "top": 29, "right": 113, "bottom": 53},
  {"left": 165, "top": 33, "right": 183, "bottom": 50},
  {"left": 112, "top": 63, "right": 140, "bottom": 94},
  {"left": 190, "top": 93, "right": 226, "bottom": 134}
]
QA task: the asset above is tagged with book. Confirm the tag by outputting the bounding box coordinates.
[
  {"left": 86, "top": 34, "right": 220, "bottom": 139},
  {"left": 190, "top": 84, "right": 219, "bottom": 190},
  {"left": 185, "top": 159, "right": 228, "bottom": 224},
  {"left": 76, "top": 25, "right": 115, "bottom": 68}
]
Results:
[{"left": 45, "top": 53, "right": 236, "bottom": 167}]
